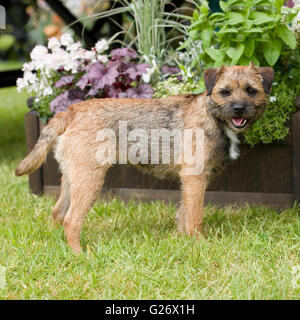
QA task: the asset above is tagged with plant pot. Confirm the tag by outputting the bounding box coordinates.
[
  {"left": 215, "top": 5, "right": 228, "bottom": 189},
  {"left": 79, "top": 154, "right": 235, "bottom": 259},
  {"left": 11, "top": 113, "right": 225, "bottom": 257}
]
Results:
[{"left": 24, "top": 95, "right": 300, "bottom": 209}]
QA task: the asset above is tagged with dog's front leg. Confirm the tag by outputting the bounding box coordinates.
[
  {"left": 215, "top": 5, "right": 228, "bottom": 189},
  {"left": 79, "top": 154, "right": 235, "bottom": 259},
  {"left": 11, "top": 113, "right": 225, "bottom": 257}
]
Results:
[{"left": 179, "top": 174, "right": 207, "bottom": 237}]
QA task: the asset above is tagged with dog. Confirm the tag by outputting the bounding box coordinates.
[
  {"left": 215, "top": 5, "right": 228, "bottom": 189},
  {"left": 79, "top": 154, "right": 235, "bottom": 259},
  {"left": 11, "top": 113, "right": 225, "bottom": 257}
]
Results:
[{"left": 16, "top": 63, "right": 274, "bottom": 254}]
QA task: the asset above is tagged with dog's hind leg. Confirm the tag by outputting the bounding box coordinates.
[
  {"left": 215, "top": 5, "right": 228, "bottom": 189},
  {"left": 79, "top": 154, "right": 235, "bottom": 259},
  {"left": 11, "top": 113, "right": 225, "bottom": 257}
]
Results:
[
  {"left": 63, "top": 166, "right": 108, "bottom": 255},
  {"left": 52, "top": 174, "right": 70, "bottom": 224}
]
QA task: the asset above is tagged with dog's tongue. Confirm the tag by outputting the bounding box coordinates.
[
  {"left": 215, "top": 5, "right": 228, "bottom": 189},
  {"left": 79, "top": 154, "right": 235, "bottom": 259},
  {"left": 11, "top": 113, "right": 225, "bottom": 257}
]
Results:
[{"left": 232, "top": 117, "right": 244, "bottom": 126}]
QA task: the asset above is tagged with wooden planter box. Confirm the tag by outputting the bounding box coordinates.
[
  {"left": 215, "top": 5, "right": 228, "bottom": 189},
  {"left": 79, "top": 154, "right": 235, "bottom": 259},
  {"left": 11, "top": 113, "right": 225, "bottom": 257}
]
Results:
[{"left": 24, "top": 103, "right": 300, "bottom": 209}]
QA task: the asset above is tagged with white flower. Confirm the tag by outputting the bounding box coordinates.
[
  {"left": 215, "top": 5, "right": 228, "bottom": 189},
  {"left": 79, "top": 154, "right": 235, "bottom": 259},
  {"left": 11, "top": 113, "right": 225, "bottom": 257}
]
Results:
[
  {"left": 68, "top": 41, "right": 82, "bottom": 53},
  {"left": 142, "top": 67, "right": 154, "bottom": 83},
  {"left": 23, "top": 71, "right": 38, "bottom": 84},
  {"left": 270, "top": 96, "right": 277, "bottom": 103},
  {"left": 83, "top": 50, "right": 96, "bottom": 61},
  {"left": 22, "top": 62, "right": 34, "bottom": 72},
  {"left": 97, "top": 54, "right": 108, "bottom": 63},
  {"left": 16, "top": 78, "right": 28, "bottom": 92},
  {"left": 42, "top": 86, "right": 53, "bottom": 96},
  {"left": 95, "top": 39, "right": 109, "bottom": 53},
  {"left": 48, "top": 37, "right": 61, "bottom": 50},
  {"left": 60, "top": 32, "right": 74, "bottom": 47},
  {"left": 30, "top": 45, "right": 48, "bottom": 61}
]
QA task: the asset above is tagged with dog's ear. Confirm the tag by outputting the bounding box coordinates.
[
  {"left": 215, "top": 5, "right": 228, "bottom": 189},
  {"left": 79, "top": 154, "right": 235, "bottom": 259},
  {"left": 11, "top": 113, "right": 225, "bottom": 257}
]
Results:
[
  {"left": 204, "top": 67, "right": 224, "bottom": 95},
  {"left": 258, "top": 67, "right": 274, "bottom": 94}
]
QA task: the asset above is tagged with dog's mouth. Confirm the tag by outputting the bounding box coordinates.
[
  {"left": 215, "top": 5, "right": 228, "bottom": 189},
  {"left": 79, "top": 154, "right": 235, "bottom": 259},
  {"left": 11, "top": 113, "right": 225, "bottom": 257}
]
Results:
[{"left": 231, "top": 117, "right": 248, "bottom": 129}]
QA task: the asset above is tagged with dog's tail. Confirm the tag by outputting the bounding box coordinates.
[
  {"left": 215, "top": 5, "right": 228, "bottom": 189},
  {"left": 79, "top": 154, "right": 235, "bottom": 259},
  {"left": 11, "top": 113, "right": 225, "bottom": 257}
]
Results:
[{"left": 15, "top": 112, "right": 70, "bottom": 176}]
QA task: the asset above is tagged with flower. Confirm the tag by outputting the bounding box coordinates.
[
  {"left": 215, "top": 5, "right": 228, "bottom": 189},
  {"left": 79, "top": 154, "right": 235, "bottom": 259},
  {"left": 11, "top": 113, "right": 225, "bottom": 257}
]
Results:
[
  {"left": 270, "top": 96, "right": 277, "bottom": 103},
  {"left": 30, "top": 45, "right": 48, "bottom": 61},
  {"left": 16, "top": 78, "right": 28, "bottom": 92},
  {"left": 97, "top": 54, "right": 109, "bottom": 63},
  {"left": 48, "top": 37, "right": 60, "bottom": 51},
  {"left": 60, "top": 32, "right": 74, "bottom": 47},
  {"left": 95, "top": 39, "right": 109, "bottom": 53},
  {"left": 43, "top": 87, "right": 53, "bottom": 96},
  {"left": 142, "top": 67, "right": 154, "bottom": 83},
  {"left": 18, "top": 32, "right": 155, "bottom": 118}
]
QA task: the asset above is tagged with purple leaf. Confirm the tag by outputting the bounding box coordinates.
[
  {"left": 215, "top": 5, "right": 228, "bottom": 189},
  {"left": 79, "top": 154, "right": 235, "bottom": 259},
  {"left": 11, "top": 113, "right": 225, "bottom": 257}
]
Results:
[
  {"left": 54, "top": 75, "right": 75, "bottom": 88},
  {"left": 50, "top": 89, "right": 84, "bottom": 113},
  {"left": 68, "top": 89, "right": 85, "bottom": 102},
  {"left": 105, "top": 85, "right": 128, "bottom": 98},
  {"left": 111, "top": 48, "right": 138, "bottom": 60},
  {"left": 125, "top": 63, "right": 151, "bottom": 81},
  {"left": 285, "top": 0, "right": 295, "bottom": 8},
  {"left": 126, "top": 84, "right": 153, "bottom": 99},
  {"left": 87, "top": 62, "right": 119, "bottom": 89},
  {"left": 76, "top": 74, "right": 89, "bottom": 90},
  {"left": 86, "top": 86, "right": 101, "bottom": 98},
  {"left": 162, "top": 65, "right": 180, "bottom": 75}
]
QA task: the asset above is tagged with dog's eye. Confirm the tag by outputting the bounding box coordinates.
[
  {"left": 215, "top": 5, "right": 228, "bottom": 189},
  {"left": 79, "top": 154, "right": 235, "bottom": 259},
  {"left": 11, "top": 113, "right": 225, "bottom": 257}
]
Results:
[
  {"left": 246, "top": 86, "right": 258, "bottom": 95},
  {"left": 220, "top": 89, "right": 231, "bottom": 96}
]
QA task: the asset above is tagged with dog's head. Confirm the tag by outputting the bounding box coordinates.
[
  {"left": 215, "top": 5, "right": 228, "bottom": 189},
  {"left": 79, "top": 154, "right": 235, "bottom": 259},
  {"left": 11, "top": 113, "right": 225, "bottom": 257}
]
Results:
[{"left": 204, "top": 63, "right": 274, "bottom": 132}]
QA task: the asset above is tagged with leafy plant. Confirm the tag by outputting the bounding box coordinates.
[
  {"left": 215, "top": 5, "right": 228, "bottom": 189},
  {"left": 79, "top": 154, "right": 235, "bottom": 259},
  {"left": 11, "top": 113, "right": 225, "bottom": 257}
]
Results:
[
  {"left": 50, "top": 47, "right": 153, "bottom": 114},
  {"left": 182, "top": 0, "right": 299, "bottom": 69},
  {"left": 153, "top": 76, "right": 198, "bottom": 98},
  {"left": 245, "top": 75, "right": 300, "bottom": 145},
  {"left": 17, "top": 35, "right": 154, "bottom": 122},
  {"left": 80, "top": 0, "right": 191, "bottom": 79}
]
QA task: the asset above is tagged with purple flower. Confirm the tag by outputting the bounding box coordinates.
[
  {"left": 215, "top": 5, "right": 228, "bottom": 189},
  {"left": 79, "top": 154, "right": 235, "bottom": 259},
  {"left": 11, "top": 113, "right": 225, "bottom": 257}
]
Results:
[
  {"left": 111, "top": 48, "right": 138, "bottom": 60},
  {"left": 126, "top": 84, "right": 154, "bottom": 99},
  {"left": 50, "top": 89, "right": 84, "bottom": 113},
  {"left": 162, "top": 65, "right": 181, "bottom": 76},
  {"left": 54, "top": 75, "right": 75, "bottom": 88}
]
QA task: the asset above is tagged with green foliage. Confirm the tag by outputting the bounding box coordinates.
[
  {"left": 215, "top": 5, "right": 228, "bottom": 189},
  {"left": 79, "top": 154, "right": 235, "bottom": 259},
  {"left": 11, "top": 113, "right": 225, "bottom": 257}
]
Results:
[
  {"left": 32, "top": 71, "right": 62, "bottom": 123},
  {"left": 154, "top": 74, "right": 300, "bottom": 147},
  {"left": 245, "top": 75, "right": 300, "bottom": 145},
  {"left": 179, "top": 0, "right": 300, "bottom": 145},
  {"left": 183, "top": 0, "right": 298, "bottom": 68},
  {"left": 33, "top": 94, "right": 55, "bottom": 124},
  {"left": 153, "top": 77, "right": 200, "bottom": 98}
]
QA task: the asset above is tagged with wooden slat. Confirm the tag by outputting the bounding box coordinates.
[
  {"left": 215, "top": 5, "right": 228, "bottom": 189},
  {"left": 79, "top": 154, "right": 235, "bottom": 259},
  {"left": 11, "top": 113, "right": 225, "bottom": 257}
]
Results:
[
  {"left": 261, "top": 145, "right": 293, "bottom": 193},
  {"left": 230, "top": 145, "right": 261, "bottom": 192},
  {"left": 292, "top": 111, "right": 300, "bottom": 203},
  {"left": 105, "top": 165, "right": 179, "bottom": 190},
  {"left": 25, "top": 111, "right": 43, "bottom": 195},
  {"left": 43, "top": 186, "right": 294, "bottom": 209}
]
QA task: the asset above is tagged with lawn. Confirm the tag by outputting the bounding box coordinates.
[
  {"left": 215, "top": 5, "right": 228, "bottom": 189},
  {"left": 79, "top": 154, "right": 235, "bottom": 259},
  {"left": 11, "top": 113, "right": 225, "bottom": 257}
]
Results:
[{"left": 0, "top": 85, "right": 299, "bottom": 299}]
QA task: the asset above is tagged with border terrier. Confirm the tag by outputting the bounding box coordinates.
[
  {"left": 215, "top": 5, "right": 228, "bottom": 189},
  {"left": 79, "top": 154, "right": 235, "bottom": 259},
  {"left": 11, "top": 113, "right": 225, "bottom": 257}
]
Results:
[{"left": 16, "top": 63, "right": 273, "bottom": 254}]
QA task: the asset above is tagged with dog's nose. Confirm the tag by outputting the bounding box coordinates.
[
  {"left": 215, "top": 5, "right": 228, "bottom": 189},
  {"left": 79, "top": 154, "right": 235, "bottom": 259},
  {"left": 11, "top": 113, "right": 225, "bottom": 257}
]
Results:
[{"left": 233, "top": 104, "right": 246, "bottom": 115}]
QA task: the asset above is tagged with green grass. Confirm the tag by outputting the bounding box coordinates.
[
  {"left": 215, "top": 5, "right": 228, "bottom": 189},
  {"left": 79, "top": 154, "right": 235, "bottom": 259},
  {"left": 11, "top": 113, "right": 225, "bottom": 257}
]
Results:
[{"left": 0, "top": 86, "right": 299, "bottom": 299}]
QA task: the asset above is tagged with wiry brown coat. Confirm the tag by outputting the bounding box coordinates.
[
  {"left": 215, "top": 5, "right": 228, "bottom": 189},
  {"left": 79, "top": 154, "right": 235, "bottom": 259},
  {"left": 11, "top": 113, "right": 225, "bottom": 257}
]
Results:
[{"left": 16, "top": 64, "right": 273, "bottom": 254}]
